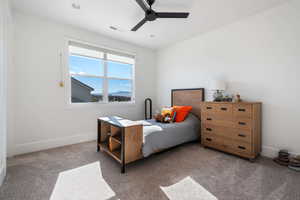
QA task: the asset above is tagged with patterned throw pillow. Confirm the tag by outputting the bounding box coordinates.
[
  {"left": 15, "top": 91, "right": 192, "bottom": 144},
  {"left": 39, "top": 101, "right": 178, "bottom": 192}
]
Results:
[
  {"left": 161, "top": 107, "right": 173, "bottom": 116},
  {"left": 161, "top": 107, "right": 176, "bottom": 123}
]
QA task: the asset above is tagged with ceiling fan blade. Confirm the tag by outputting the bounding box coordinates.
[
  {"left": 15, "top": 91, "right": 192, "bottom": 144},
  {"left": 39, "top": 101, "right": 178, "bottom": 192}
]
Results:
[
  {"left": 156, "top": 12, "right": 189, "bottom": 18},
  {"left": 135, "top": 0, "right": 150, "bottom": 12},
  {"left": 131, "top": 18, "right": 147, "bottom": 31}
]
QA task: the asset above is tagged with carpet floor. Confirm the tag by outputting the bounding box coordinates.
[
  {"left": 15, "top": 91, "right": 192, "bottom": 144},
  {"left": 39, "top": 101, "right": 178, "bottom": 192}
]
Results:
[{"left": 0, "top": 141, "right": 300, "bottom": 200}]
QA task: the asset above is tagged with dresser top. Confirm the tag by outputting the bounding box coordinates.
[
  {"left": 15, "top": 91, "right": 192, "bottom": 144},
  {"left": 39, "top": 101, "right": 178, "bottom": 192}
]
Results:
[{"left": 201, "top": 101, "right": 262, "bottom": 104}]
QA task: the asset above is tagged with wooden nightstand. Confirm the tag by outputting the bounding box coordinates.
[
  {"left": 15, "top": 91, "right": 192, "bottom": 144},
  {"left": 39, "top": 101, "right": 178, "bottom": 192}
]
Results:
[{"left": 200, "top": 102, "right": 262, "bottom": 161}]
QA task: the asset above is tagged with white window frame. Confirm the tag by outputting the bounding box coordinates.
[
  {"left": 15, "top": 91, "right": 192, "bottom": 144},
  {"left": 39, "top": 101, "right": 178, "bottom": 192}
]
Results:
[{"left": 64, "top": 38, "right": 136, "bottom": 106}]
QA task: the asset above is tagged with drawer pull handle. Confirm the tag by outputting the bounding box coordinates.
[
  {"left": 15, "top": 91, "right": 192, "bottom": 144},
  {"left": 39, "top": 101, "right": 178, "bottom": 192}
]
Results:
[
  {"left": 206, "top": 138, "right": 212, "bottom": 142},
  {"left": 206, "top": 128, "right": 212, "bottom": 131},
  {"left": 206, "top": 107, "right": 212, "bottom": 109},
  {"left": 238, "top": 122, "right": 246, "bottom": 125},
  {"left": 207, "top": 118, "right": 212, "bottom": 121},
  {"left": 238, "top": 108, "right": 246, "bottom": 112},
  {"left": 221, "top": 107, "right": 227, "bottom": 111},
  {"left": 238, "top": 146, "right": 246, "bottom": 150},
  {"left": 238, "top": 134, "right": 246, "bottom": 137}
]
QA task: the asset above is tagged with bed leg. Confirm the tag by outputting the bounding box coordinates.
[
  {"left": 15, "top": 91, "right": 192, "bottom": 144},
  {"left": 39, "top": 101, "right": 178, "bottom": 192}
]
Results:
[
  {"left": 121, "top": 164, "right": 125, "bottom": 174},
  {"left": 97, "top": 120, "right": 101, "bottom": 152}
]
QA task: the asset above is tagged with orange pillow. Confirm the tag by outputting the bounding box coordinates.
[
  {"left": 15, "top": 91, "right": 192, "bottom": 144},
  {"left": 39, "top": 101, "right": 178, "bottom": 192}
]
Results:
[{"left": 172, "top": 106, "right": 192, "bottom": 122}]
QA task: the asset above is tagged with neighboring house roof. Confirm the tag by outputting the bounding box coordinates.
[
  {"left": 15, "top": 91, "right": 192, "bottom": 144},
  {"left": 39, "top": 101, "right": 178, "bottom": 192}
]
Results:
[{"left": 71, "top": 77, "right": 94, "bottom": 91}]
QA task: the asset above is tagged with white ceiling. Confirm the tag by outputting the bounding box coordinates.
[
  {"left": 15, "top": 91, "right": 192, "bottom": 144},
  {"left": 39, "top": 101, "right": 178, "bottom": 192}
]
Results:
[{"left": 12, "top": 0, "right": 288, "bottom": 49}]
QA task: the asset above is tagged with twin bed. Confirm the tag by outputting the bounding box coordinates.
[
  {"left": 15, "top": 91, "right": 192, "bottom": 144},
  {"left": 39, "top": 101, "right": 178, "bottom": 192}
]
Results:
[
  {"left": 97, "top": 88, "right": 205, "bottom": 173},
  {"left": 142, "top": 114, "right": 200, "bottom": 157}
]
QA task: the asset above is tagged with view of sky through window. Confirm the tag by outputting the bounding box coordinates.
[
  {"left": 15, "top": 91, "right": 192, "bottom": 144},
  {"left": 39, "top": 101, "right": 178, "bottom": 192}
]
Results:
[
  {"left": 69, "top": 54, "right": 133, "bottom": 99},
  {"left": 108, "top": 79, "right": 132, "bottom": 95},
  {"left": 107, "top": 61, "right": 132, "bottom": 79},
  {"left": 69, "top": 55, "right": 104, "bottom": 76}
]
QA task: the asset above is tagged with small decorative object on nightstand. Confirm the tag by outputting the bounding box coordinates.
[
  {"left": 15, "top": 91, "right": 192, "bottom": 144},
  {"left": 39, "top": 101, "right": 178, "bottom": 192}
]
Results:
[{"left": 210, "top": 79, "right": 226, "bottom": 102}]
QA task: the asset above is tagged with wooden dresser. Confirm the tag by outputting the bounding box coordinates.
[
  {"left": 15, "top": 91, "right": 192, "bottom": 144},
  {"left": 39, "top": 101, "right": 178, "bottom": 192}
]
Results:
[{"left": 201, "top": 102, "right": 262, "bottom": 161}]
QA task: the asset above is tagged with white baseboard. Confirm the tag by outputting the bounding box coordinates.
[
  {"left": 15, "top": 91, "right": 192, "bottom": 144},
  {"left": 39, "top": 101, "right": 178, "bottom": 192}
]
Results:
[
  {"left": 0, "top": 165, "right": 6, "bottom": 187},
  {"left": 11, "top": 135, "right": 300, "bottom": 159},
  {"left": 262, "top": 145, "right": 299, "bottom": 158},
  {"left": 13, "top": 133, "right": 96, "bottom": 156},
  {"left": 261, "top": 146, "right": 278, "bottom": 158}
]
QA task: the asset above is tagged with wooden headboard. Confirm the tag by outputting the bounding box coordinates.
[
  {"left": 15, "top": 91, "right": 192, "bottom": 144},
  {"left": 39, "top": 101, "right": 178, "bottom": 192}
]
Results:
[{"left": 171, "top": 88, "right": 205, "bottom": 119}]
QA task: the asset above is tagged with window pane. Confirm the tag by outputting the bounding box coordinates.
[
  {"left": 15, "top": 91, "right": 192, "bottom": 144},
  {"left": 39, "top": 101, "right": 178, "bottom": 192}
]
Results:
[
  {"left": 107, "top": 61, "right": 132, "bottom": 79},
  {"left": 71, "top": 75, "right": 103, "bottom": 103},
  {"left": 108, "top": 79, "right": 132, "bottom": 102},
  {"left": 69, "top": 45, "right": 104, "bottom": 59},
  {"left": 69, "top": 55, "right": 103, "bottom": 76},
  {"left": 107, "top": 53, "right": 135, "bottom": 64}
]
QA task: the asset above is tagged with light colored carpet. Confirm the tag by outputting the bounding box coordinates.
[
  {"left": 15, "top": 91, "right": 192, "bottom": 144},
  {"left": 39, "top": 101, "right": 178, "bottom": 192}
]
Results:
[{"left": 0, "top": 141, "right": 300, "bottom": 200}]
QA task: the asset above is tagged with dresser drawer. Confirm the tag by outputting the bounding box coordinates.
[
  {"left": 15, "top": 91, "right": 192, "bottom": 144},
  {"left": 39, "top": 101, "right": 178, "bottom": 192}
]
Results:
[
  {"left": 232, "top": 129, "right": 252, "bottom": 143},
  {"left": 202, "top": 134, "right": 223, "bottom": 148},
  {"left": 202, "top": 124, "right": 218, "bottom": 135},
  {"left": 224, "top": 139, "right": 252, "bottom": 155},
  {"left": 202, "top": 124, "right": 252, "bottom": 144},
  {"left": 202, "top": 114, "right": 233, "bottom": 127},
  {"left": 201, "top": 103, "right": 217, "bottom": 113},
  {"left": 216, "top": 104, "right": 233, "bottom": 116},
  {"left": 202, "top": 124, "right": 232, "bottom": 136},
  {"left": 233, "top": 104, "right": 252, "bottom": 118},
  {"left": 234, "top": 118, "right": 252, "bottom": 130}
]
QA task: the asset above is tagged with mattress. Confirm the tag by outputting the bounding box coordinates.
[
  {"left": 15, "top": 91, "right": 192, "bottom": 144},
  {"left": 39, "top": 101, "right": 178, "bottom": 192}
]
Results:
[{"left": 140, "top": 114, "right": 200, "bottom": 157}]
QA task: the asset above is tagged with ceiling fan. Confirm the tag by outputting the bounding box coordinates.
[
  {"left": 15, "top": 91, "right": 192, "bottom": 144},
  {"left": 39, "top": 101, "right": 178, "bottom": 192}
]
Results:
[{"left": 132, "top": 0, "right": 190, "bottom": 31}]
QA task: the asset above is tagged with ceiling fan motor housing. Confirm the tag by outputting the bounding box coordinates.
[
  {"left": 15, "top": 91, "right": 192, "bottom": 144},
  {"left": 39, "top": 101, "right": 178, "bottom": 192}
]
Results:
[{"left": 146, "top": 10, "right": 157, "bottom": 21}]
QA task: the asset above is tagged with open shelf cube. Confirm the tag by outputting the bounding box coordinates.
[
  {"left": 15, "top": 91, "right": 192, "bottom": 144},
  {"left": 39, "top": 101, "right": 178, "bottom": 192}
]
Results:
[
  {"left": 111, "top": 125, "right": 121, "bottom": 137},
  {"left": 109, "top": 136, "right": 121, "bottom": 151}
]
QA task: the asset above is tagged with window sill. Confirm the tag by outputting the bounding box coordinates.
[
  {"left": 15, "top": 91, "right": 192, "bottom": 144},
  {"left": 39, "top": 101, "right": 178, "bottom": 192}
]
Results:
[{"left": 65, "top": 101, "right": 136, "bottom": 109}]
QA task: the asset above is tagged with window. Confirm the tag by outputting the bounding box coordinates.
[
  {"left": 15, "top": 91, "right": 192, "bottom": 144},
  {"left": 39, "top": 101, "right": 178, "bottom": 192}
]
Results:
[{"left": 68, "top": 41, "right": 135, "bottom": 104}]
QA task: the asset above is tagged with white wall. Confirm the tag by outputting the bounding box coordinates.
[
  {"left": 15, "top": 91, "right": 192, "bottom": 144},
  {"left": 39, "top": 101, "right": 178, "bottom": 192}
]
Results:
[
  {"left": 156, "top": 0, "right": 300, "bottom": 157},
  {"left": 0, "top": 0, "right": 6, "bottom": 186},
  {"left": 0, "top": 0, "right": 13, "bottom": 186},
  {"left": 9, "top": 12, "right": 157, "bottom": 156}
]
